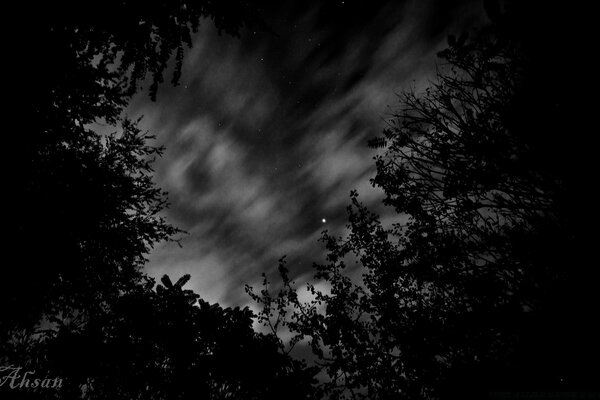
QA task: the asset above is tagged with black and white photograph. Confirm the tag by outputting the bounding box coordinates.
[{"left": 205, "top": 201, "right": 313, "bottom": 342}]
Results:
[{"left": 2, "top": 0, "right": 597, "bottom": 399}]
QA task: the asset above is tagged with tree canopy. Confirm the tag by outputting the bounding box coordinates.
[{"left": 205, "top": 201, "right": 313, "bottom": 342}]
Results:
[
  {"left": 5, "top": 274, "right": 314, "bottom": 399},
  {"left": 3, "top": 1, "right": 596, "bottom": 398},
  {"left": 249, "top": 5, "right": 598, "bottom": 398},
  {"left": 2, "top": 2, "right": 316, "bottom": 399},
  {"left": 4, "top": 0, "right": 262, "bottom": 335}
]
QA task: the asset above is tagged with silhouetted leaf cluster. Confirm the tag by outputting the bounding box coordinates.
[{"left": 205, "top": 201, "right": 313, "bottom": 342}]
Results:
[
  {"left": 250, "top": 4, "right": 598, "bottom": 398},
  {"left": 7, "top": 275, "right": 314, "bottom": 400},
  {"left": 4, "top": 0, "right": 262, "bottom": 337},
  {"left": 2, "top": 2, "right": 316, "bottom": 399}
]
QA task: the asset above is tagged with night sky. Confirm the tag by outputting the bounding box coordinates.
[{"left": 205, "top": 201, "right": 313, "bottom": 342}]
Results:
[{"left": 123, "top": 0, "right": 486, "bottom": 310}]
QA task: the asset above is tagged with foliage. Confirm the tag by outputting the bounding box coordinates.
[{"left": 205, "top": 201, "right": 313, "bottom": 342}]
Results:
[
  {"left": 2, "top": 3, "right": 313, "bottom": 400},
  {"left": 2, "top": 118, "right": 179, "bottom": 337},
  {"left": 4, "top": 0, "right": 261, "bottom": 336},
  {"left": 4, "top": 275, "right": 315, "bottom": 399},
  {"left": 249, "top": 23, "right": 596, "bottom": 399}
]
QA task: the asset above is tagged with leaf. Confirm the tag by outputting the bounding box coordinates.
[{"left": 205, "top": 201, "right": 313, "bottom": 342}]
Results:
[
  {"left": 160, "top": 274, "right": 173, "bottom": 288},
  {"left": 175, "top": 274, "right": 191, "bottom": 288},
  {"left": 368, "top": 136, "right": 387, "bottom": 149}
]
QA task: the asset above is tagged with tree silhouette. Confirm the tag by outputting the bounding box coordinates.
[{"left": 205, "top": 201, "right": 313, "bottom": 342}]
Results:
[
  {"left": 4, "top": 0, "right": 262, "bottom": 336},
  {"left": 4, "top": 274, "right": 315, "bottom": 399},
  {"left": 1, "top": 2, "right": 318, "bottom": 399},
  {"left": 249, "top": 7, "right": 598, "bottom": 399},
  {"left": 3, "top": 118, "right": 180, "bottom": 338}
]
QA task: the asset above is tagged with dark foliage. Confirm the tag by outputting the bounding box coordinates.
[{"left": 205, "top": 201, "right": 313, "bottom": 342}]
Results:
[
  {"left": 4, "top": 0, "right": 261, "bottom": 336},
  {"left": 5, "top": 275, "right": 315, "bottom": 400},
  {"left": 249, "top": 2, "right": 598, "bottom": 399},
  {"left": 2, "top": 2, "right": 316, "bottom": 399},
  {"left": 3, "top": 117, "right": 180, "bottom": 335}
]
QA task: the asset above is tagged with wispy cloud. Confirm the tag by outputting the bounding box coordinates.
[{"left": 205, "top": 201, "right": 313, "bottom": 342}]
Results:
[{"left": 127, "top": 0, "right": 485, "bottom": 307}]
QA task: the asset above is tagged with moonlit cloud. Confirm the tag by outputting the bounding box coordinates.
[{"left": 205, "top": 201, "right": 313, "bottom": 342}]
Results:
[{"left": 125, "top": 0, "right": 485, "bottom": 308}]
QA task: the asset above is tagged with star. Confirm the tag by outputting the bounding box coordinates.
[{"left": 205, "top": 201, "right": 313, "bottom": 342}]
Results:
[{"left": 321, "top": 218, "right": 327, "bottom": 223}]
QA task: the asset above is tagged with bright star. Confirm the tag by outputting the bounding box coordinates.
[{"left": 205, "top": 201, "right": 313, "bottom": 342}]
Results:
[{"left": 322, "top": 218, "right": 326, "bottom": 223}]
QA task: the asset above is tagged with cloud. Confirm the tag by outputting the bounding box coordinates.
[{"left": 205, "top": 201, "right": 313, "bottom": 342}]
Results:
[{"left": 126, "top": 0, "right": 485, "bottom": 307}]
